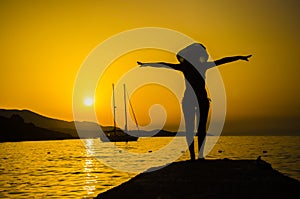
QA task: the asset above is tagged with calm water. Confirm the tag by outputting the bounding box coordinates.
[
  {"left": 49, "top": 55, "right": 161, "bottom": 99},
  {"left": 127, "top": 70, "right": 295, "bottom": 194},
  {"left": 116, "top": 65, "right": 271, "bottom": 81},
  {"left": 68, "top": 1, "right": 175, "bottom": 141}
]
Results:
[{"left": 0, "top": 136, "right": 299, "bottom": 198}]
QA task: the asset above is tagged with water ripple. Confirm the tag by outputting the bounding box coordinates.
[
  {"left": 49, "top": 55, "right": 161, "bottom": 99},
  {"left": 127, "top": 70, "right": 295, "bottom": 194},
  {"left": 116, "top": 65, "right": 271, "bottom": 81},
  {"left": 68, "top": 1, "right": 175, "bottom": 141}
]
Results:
[{"left": 0, "top": 136, "right": 299, "bottom": 198}]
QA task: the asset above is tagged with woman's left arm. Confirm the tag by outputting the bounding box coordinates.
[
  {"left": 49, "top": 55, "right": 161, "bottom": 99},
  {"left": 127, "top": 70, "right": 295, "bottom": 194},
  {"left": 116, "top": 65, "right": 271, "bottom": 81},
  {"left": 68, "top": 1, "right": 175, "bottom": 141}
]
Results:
[{"left": 213, "top": 55, "right": 252, "bottom": 66}]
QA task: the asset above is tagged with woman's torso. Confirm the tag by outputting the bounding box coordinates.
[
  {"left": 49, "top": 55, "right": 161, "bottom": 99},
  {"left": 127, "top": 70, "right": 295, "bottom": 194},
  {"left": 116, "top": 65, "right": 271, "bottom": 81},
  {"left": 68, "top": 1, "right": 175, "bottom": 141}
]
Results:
[{"left": 180, "top": 62, "right": 208, "bottom": 102}]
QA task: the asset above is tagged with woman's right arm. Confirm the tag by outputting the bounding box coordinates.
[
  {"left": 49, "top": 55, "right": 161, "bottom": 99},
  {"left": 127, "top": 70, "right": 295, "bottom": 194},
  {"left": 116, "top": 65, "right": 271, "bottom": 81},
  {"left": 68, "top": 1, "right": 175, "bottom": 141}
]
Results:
[{"left": 137, "top": 61, "right": 180, "bottom": 70}]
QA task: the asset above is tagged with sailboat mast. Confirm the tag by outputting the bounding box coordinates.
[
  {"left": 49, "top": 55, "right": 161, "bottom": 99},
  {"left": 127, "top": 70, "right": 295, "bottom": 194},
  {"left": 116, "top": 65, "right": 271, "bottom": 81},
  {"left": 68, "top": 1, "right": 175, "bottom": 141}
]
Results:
[
  {"left": 123, "top": 84, "right": 128, "bottom": 132},
  {"left": 112, "top": 84, "right": 116, "bottom": 134}
]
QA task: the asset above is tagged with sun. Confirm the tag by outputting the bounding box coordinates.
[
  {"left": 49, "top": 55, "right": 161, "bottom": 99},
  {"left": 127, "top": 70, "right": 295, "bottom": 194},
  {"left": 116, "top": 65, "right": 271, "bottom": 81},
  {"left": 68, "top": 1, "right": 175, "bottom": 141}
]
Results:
[{"left": 83, "top": 97, "right": 94, "bottom": 106}]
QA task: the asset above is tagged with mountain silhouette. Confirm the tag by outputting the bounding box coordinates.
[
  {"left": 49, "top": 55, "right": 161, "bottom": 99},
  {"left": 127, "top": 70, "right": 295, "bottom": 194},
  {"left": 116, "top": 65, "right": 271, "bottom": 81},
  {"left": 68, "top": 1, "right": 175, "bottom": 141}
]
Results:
[
  {"left": 0, "top": 109, "right": 105, "bottom": 141},
  {"left": 0, "top": 114, "right": 73, "bottom": 142},
  {"left": 0, "top": 109, "right": 183, "bottom": 142}
]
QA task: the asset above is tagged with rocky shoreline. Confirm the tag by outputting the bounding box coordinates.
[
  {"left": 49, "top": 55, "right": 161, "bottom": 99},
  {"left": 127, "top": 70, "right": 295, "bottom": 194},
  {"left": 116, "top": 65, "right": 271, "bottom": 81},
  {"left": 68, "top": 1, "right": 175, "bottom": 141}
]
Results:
[{"left": 95, "top": 158, "right": 300, "bottom": 199}]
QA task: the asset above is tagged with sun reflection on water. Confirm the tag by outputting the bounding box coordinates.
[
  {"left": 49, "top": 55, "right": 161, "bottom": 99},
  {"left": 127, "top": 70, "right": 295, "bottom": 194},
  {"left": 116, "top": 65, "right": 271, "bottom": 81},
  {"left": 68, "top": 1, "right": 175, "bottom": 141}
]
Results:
[
  {"left": 83, "top": 139, "right": 97, "bottom": 197},
  {"left": 83, "top": 158, "right": 96, "bottom": 196}
]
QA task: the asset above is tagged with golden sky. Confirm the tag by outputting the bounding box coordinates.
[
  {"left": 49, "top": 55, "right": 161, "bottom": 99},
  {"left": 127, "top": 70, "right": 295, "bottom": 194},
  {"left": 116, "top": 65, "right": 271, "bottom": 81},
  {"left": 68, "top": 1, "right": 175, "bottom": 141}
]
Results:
[{"left": 1, "top": 0, "right": 300, "bottom": 134}]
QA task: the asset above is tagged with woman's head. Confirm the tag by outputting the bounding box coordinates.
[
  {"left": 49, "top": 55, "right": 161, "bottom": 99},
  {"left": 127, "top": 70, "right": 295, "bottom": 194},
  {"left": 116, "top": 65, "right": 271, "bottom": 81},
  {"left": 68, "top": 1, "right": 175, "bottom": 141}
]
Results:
[{"left": 177, "top": 43, "right": 208, "bottom": 65}]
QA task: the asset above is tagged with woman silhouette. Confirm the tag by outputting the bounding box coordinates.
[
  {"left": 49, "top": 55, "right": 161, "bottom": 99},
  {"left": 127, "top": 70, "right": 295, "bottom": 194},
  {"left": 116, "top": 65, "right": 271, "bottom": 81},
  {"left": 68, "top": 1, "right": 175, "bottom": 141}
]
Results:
[{"left": 138, "top": 43, "right": 251, "bottom": 160}]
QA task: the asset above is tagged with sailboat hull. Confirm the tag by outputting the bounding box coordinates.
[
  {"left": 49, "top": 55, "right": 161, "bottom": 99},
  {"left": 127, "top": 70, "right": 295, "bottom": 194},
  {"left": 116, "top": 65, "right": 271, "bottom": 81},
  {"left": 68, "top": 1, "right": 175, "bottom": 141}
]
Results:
[{"left": 100, "top": 130, "right": 138, "bottom": 142}]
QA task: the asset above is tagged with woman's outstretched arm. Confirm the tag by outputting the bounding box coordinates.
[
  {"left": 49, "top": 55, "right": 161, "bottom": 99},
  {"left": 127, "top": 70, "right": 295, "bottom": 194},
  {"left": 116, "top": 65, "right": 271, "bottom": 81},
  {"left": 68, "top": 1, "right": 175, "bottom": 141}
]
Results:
[
  {"left": 214, "top": 55, "right": 252, "bottom": 66},
  {"left": 137, "top": 61, "right": 180, "bottom": 70}
]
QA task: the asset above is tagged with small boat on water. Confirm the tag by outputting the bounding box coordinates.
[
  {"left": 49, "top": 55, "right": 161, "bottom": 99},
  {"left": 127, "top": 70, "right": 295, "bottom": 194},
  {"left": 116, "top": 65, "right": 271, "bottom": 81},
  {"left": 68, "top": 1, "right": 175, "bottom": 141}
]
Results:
[
  {"left": 103, "top": 129, "right": 138, "bottom": 142},
  {"left": 100, "top": 84, "right": 139, "bottom": 142}
]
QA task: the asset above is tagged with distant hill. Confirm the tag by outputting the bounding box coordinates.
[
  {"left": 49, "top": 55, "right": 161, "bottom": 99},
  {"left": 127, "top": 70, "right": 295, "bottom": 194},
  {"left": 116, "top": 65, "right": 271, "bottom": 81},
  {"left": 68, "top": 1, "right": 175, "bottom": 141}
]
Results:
[
  {"left": 0, "top": 109, "right": 103, "bottom": 139},
  {"left": 0, "top": 109, "right": 182, "bottom": 139},
  {"left": 0, "top": 109, "right": 198, "bottom": 142},
  {"left": 0, "top": 114, "right": 73, "bottom": 142}
]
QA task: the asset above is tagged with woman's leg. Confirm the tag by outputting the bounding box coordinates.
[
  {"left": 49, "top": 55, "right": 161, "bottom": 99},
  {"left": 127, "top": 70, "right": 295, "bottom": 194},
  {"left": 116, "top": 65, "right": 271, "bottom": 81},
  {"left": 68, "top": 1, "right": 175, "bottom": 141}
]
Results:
[
  {"left": 182, "top": 97, "right": 197, "bottom": 160},
  {"left": 197, "top": 99, "right": 210, "bottom": 159}
]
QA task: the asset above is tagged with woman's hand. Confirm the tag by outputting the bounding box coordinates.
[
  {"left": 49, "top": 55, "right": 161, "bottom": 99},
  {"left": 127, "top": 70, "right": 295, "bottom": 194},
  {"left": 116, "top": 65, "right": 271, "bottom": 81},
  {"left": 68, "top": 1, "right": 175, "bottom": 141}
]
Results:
[
  {"left": 240, "top": 55, "right": 252, "bottom": 61},
  {"left": 137, "top": 61, "right": 145, "bottom": 67}
]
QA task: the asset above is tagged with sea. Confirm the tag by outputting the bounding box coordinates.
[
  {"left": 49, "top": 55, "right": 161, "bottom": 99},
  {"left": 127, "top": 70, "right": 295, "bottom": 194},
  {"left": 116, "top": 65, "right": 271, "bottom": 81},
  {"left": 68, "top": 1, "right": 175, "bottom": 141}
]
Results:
[{"left": 0, "top": 136, "right": 299, "bottom": 198}]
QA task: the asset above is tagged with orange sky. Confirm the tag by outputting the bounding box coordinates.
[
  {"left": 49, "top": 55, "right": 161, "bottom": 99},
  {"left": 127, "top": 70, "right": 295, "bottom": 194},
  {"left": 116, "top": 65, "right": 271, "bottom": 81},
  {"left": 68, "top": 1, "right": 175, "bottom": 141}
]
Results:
[{"left": 1, "top": 0, "right": 300, "bottom": 134}]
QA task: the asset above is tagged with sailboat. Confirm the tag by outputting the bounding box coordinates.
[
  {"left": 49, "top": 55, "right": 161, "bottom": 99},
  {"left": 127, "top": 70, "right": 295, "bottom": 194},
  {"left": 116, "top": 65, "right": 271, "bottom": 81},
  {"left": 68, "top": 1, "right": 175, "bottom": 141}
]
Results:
[{"left": 100, "top": 84, "right": 139, "bottom": 142}]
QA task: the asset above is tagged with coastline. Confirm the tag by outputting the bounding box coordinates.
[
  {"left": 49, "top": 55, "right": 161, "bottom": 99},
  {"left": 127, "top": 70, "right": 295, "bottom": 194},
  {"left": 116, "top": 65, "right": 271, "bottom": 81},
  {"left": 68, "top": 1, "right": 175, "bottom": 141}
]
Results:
[{"left": 95, "top": 158, "right": 300, "bottom": 199}]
